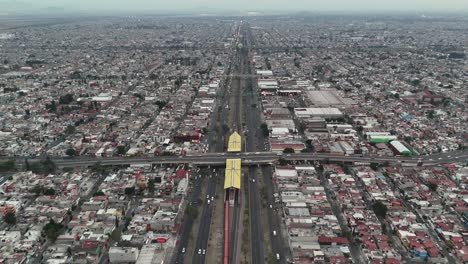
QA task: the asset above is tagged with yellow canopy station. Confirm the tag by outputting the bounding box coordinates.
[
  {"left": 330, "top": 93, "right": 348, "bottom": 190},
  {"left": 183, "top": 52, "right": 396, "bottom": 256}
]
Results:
[
  {"left": 227, "top": 132, "right": 242, "bottom": 152},
  {"left": 224, "top": 159, "right": 241, "bottom": 189}
]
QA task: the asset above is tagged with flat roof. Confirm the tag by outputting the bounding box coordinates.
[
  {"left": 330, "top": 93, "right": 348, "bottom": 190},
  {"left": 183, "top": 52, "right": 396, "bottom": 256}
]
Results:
[
  {"left": 227, "top": 132, "right": 242, "bottom": 152},
  {"left": 224, "top": 159, "right": 241, "bottom": 189}
]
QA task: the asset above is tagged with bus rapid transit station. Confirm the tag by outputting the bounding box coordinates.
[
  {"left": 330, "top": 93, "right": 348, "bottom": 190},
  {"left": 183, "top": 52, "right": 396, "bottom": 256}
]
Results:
[
  {"left": 227, "top": 131, "right": 242, "bottom": 152},
  {"left": 224, "top": 132, "right": 243, "bottom": 264},
  {"left": 223, "top": 158, "right": 242, "bottom": 264},
  {"left": 223, "top": 158, "right": 241, "bottom": 206}
]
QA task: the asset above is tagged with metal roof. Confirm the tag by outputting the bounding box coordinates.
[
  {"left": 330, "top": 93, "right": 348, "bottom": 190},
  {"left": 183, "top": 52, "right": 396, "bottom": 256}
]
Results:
[
  {"left": 224, "top": 159, "right": 241, "bottom": 189},
  {"left": 227, "top": 132, "right": 242, "bottom": 152}
]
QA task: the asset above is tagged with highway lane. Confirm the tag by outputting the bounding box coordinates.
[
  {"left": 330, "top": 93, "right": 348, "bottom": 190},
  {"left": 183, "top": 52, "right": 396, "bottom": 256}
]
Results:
[
  {"left": 241, "top": 22, "right": 266, "bottom": 264},
  {"left": 192, "top": 168, "right": 219, "bottom": 264},
  {"left": 243, "top": 21, "right": 289, "bottom": 263},
  {"left": 171, "top": 167, "right": 204, "bottom": 264}
]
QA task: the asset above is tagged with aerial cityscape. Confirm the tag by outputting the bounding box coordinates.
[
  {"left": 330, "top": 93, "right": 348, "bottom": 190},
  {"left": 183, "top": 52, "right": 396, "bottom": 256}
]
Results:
[{"left": 0, "top": 2, "right": 467, "bottom": 264}]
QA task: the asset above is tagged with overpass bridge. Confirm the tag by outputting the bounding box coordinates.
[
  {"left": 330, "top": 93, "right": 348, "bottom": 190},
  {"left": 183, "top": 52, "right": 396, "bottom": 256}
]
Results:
[{"left": 8, "top": 150, "right": 467, "bottom": 168}]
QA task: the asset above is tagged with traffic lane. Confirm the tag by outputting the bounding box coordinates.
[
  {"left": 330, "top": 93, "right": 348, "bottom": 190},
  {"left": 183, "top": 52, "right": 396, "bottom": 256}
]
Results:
[
  {"left": 249, "top": 167, "right": 264, "bottom": 263},
  {"left": 261, "top": 166, "right": 287, "bottom": 263},
  {"left": 192, "top": 168, "right": 218, "bottom": 264},
  {"left": 173, "top": 169, "right": 204, "bottom": 264}
]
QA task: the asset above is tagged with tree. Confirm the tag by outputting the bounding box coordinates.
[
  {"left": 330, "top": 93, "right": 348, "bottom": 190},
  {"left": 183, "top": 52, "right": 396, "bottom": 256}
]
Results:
[
  {"left": 31, "top": 185, "right": 44, "bottom": 196},
  {"left": 155, "top": 101, "right": 167, "bottom": 109},
  {"left": 46, "top": 100, "right": 57, "bottom": 113},
  {"left": 221, "top": 124, "right": 230, "bottom": 134},
  {"left": 43, "top": 188, "right": 56, "bottom": 196},
  {"left": 260, "top": 123, "right": 269, "bottom": 137},
  {"left": 94, "top": 190, "right": 105, "bottom": 196},
  {"left": 29, "top": 157, "right": 56, "bottom": 175},
  {"left": 124, "top": 187, "right": 135, "bottom": 196},
  {"left": 278, "top": 157, "right": 288, "bottom": 166},
  {"left": 356, "top": 125, "right": 364, "bottom": 134},
  {"left": 110, "top": 229, "right": 122, "bottom": 241},
  {"left": 116, "top": 145, "right": 126, "bottom": 155},
  {"left": 4, "top": 212, "right": 16, "bottom": 225},
  {"left": 0, "top": 159, "right": 15, "bottom": 172},
  {"left": 43, "top": 219, "right": 63, "bottom": 242},
  {"left": 426, "top": 110, "right": 436, "bottom": 119},
  {"left": 64, "top": 125, "right": 76, "bottom": 135},
  {"left": 59, "top": 93, "right": 74, "bottom": 104},
  {"left": 370, "top": 163, "right": 379, "bottom": 171},
  {"left": 147, "top": 179, "right": 155, "bottom": 194},
  {"left": 428, "top": 182, "right": 438, "bottom": 192},
  {"left": 65, "top": 148, "right": 76, "bottom": 157},
  {"left": 283, "top": 148, "right": 295, "bottom": 154},
  {"left": 372, "top": 201, "right": 388, "bottom": 218}
]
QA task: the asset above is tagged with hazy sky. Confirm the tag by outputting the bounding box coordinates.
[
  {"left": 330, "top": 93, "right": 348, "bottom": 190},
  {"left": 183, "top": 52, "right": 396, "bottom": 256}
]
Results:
[{"left": 2, "top": 0, "right": 468, "bottom": 14}]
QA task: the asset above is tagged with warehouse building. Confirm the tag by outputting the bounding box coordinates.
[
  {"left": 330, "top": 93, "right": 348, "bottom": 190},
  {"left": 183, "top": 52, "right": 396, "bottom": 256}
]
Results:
[
  {"left": 294, "top": 108, "right": 343, "bottom": 119},
  {"left": 389, "top": 140, "right": 412, "bottom": 156},
  {"left": 305, "top": 90, "right": 355, "bottom": 108}
]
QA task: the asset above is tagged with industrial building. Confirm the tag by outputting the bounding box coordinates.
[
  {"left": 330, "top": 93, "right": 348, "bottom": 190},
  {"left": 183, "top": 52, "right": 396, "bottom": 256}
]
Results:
[
  {"left": 305, "top": 90, "right": 355, "bottom": 108},
  {"left": 294, "top": 107, "right": 343, "bottom": 119},
  {"left": 389, "top": 140, "right": 412, "bottom": 156}
]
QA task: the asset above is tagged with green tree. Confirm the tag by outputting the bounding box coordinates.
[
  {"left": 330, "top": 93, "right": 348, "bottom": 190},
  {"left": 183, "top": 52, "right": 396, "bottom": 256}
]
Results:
[
  {"left": 147, "top": 179, "right": 155, "bottom": 194},
  {"left": 372, "top": 201, "right": 388, "bottom": 218},
  {"left": 4, "top": 212, "right": 16, "bottom": 225},
  {"left": 59, "top": 93, "right": 74, "bottom": 104},
  {"left": 155, "top": 101, "right": 167, "bottom": 109},
  {"left": 46, "top": 100, "right": 57, "bottom": 113},
  {"left": 43, "top": 219, "right": 63, "bottom": 242},
  {"left": 278, "top": 157, "right": 288, "bottom": 166},
  {"left": 428, "top": 182, "right": 438, "bottom": 192},
  {"left": 221, "top": 124, "right": 230, "bottom": 134},
  {"left": 0, "top": 159, "right": 15, "bottom": 172},
  {"left": 90, "top": 162, "right": 107, "bottom": 175},
  {"left": 94, "top": 190, "right": 105, "bottom": 196},
  {"left": 29, "top": 157, "right": 57, "bottom": 175},
  {"left": 116, "top": 145, "right": 126, "bottom": 155},
  {"left": 124, "top": 187, "right": 135, "bottom": 196},
  {"left": 65, "top": 148, "right": 76, "bottom": 157},
  {"left": 110, "top": 229, "right": 122, "bottom": 242},
  {"left": 31, "top": 185, "right": 44, "bottom": 196},
  {"left": 370, "top": 163, "right": 379, "bottom": 171},
  {"left": 260, "top": 123, "right": 269, "bottom": 137},
  {"left": 426, "top": 110, "right": 436, "bottom": 119},
  {"left": 64, "top": 125, "right": 76, "bottom": 135},
  {"left": 283, "top": 148, "right": 295, "bottom": 154},
  {"left": 43, "top": 188, "right": 56, "bottom": 196}
]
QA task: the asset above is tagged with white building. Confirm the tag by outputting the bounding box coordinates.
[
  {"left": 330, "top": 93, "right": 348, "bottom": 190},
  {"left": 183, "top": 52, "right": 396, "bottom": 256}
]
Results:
[{"left": 109, "top": 247, "right": 139, "bottom": 264}]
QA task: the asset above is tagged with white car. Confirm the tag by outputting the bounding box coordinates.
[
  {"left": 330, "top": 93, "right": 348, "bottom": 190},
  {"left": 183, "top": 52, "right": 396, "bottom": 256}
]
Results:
[
  {"left": 198, "top": 249, "right": 201, "bottom": 255},
  {"left": 202, "top": 249, "right": 206, "bottom": 255},
  {"left": 181, "top": 247, "right": 186, "bottom": 253},
  {"left": 211, "top": 196, "right": 214, "bottom": 201},
  {"left": 252, "top": 178, "right": 256, "bottom": 182}
]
